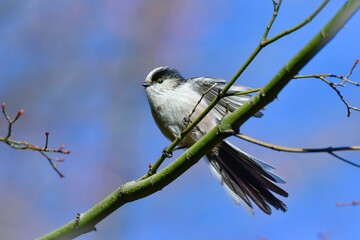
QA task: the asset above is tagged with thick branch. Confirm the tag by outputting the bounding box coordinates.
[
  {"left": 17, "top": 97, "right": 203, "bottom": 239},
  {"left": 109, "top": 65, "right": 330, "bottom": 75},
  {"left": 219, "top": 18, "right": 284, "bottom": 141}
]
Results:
[
  {"left": 146, "top": 0, "right": 328, "bottom": 176},
  {"left": 38, "top": 1, "right": 360, "bottom": 239}
]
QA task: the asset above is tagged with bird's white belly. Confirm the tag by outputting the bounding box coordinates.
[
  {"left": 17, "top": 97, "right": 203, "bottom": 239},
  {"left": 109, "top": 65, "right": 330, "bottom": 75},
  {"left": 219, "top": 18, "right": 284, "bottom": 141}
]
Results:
[{"left": 149, "top": 88, "right": 217, "bottom": 147}]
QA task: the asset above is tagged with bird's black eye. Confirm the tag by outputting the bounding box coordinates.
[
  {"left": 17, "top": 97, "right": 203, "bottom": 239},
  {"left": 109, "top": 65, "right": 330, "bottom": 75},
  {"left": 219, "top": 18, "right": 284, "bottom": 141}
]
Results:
[
  {"left": 151, "top": 69, "right": 167, "bottom": 84},
  {"left": 150, "top": 67, "right": 184, "bottom": 84}
]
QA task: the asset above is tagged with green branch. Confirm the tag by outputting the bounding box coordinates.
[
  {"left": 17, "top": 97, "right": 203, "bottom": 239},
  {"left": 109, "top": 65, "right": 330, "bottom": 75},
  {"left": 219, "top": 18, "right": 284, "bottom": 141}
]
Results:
[
  {"left": 37, "top": 1, "right": 360, "bottom": 239},
  {"left": 146, "top": 0, "right": 328, "bottom": 176}
]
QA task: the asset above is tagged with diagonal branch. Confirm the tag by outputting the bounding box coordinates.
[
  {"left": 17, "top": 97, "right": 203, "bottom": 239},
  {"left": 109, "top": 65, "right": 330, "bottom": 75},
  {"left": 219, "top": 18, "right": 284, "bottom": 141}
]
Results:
[
  {"left": 38, "top": 2, "right": 360, "bottom": 239},
  {"left": 146, "top": 0, "right": 329, "bottom": 177},
  {"left": 265, "top": 0, "right": 329, "bottom": 45}
]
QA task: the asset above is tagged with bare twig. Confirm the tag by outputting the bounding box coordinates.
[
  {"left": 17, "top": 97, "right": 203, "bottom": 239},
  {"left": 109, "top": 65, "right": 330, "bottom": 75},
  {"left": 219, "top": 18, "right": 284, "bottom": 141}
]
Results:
[
  {"left": 225, "top": 88, "right": 262, "bottom": 97},
  {"left": 261, "top": 0, "right": 283, "bottom": 42},
  {"left": 182, "top": 83, "right": 218, "bottom": 129},
  {"left": 336, "top": 200, "right": 360, "bottom": 207},
  {"left": 0, "top": 103, "right": 69, "bottom": 177},
  {"left": 235, "top": 133, "right": 360, "bottom": 167},
  {"left": 332, "top": 59, "right": 360, "bottom": 87},
  {"left": 263, "top": 0, "right": 329, "bottom": 45},
  {"left": 320, "top": 76, "right": 359, "bottom": 117},
  {"left": 345, "top": 59, "right": 359, "bottom": 80},
  {"left": 294, "top": 59, "right": 360, "bottom": 117},
  {"left": 2, "top": 102, "right": 23, "bottom": 140},
  {"left": 328, "top": 152, "right": 360, "bottom": 168}
]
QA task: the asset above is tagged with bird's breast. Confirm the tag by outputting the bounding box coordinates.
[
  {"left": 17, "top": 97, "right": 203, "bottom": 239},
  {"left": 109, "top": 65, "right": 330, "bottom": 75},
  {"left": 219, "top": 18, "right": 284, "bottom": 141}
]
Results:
[{"left": 147, "top": 87, "right": 217, "bottom": 146}]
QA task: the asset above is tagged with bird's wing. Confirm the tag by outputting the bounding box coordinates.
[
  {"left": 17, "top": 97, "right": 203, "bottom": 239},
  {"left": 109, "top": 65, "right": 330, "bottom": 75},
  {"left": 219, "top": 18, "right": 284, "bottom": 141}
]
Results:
[{"left": 187, "top": 77, "right": 263, "bottom": 121}]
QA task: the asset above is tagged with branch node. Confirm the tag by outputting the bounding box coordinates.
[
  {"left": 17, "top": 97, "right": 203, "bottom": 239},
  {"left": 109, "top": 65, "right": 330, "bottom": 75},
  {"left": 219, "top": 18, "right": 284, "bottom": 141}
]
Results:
[{"left": 74, "top": 213, "right": 81, "bottom": 228}]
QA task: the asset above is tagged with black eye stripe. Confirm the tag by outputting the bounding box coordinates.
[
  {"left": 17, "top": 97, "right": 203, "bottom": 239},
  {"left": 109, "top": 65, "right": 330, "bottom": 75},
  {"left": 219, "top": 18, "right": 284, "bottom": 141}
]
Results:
[
  {"left": 151, "top": 70, "right": 167, "bottom": 83},
  {"left": 151, "top": 68, "right": 185, "bottom": 83}
]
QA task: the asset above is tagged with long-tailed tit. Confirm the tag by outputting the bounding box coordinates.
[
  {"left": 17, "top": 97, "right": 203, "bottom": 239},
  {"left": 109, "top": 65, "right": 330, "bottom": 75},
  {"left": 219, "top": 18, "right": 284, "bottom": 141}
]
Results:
[{"left": 142, "top": 66, "right": 288, "bottom": 214}]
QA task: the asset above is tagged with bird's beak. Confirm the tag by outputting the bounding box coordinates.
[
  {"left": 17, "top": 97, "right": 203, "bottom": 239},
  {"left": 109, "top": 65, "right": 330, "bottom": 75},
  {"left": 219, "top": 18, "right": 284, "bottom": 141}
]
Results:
[{"left": 142, "top": 82, "right": 150, "bottom": 88}]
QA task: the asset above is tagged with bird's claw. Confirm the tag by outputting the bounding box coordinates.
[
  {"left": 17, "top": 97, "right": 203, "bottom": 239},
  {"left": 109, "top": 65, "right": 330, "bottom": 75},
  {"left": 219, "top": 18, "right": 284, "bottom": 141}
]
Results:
[
  {"left": 182, "top": 117, "right": 191, "bottom": 126},
  {"left": 162, "top": 148, "right": 173, "bottom": 158}
]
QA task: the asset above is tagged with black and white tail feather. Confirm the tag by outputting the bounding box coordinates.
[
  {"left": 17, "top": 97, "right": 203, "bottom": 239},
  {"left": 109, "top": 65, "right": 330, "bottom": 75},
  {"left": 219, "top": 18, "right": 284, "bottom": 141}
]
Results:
[
  {"left": 205, "top": 141, "right": 287, "bottom": 215},
  {"left": 143, "top": 66, "right": 288, "bottom": 215},
  {"left": 191, "top": 74, "right": 288, "bottom": 214}
]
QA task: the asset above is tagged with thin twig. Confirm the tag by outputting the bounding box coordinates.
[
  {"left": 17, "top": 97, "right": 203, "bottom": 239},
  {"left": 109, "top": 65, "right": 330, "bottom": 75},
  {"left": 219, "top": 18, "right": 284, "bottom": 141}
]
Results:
[
  {"left": 336, "top": 200, "right": 360, "bottom": 207},
  {"left": 332, "top": 59, "right": 359, "bottom": 86},
  {"left": 235, "top": 133, "right": 360, "bottom": 167},
  {"left": 294, "top": 59, "right": 360, "bottom": 117},
  {"left": 225, "top": 88, "right": 262, "bottom": 97},
  {"left": 265, "top": 0, "right": 329, "bottom": 45},
  {"left": 39, "top": 151, "right": 65, "bottom": 178},
  {"left": 346, "top": 59, "right": 359, "bottom": 79},
  {"left": 261, "top": 0, "right": 282, "bottom": 42},
  {"left": 328, "top": 152, "right": 360, "bottom": 168},
  {"left": 0, "top": 103, "right": 69, "bottom": 177},
  {"left": 183, "top": 83, "right": 218, "bottom": 127},
  {"left": 2, "top": 103, "right": 24, "bottom": 140}
]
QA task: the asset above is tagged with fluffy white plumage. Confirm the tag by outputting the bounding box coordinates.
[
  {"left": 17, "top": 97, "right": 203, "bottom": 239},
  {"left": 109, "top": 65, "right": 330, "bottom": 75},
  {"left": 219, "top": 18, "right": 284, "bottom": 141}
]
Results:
[{"left": 143, "top": 66, "right": 288, "bottom": 214}]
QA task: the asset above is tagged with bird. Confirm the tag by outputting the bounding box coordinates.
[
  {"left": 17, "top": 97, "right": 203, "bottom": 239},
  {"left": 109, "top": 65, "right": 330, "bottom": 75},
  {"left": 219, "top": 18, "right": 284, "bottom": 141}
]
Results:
[{"left": 142, "top": 66, "right": 288, "bottom": 214}]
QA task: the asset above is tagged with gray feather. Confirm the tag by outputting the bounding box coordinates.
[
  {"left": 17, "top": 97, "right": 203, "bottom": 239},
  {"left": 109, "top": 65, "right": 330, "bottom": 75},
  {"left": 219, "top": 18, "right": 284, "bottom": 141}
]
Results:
[{"left": 187, "top": 77, "right": 263, "bottom": 121}]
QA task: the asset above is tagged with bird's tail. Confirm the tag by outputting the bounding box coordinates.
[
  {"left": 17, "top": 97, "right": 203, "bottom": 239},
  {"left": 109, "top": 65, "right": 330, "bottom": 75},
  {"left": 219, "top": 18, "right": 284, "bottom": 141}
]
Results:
[{"left": 205, "top": 140, "right": 288, "bottom": 215}]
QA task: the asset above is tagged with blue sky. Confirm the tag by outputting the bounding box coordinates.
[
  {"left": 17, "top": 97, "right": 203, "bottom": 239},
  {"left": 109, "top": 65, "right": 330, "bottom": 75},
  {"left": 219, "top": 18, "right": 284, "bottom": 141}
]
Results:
[{"left": 0, "top": 1, "right": 359, "bottom": 239}]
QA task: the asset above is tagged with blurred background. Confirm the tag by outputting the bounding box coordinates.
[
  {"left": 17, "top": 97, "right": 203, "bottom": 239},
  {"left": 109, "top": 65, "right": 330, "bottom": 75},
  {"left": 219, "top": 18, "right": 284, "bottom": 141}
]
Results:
[{"left": 0, "top": 0, "right": 359, "bottom": 239}]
